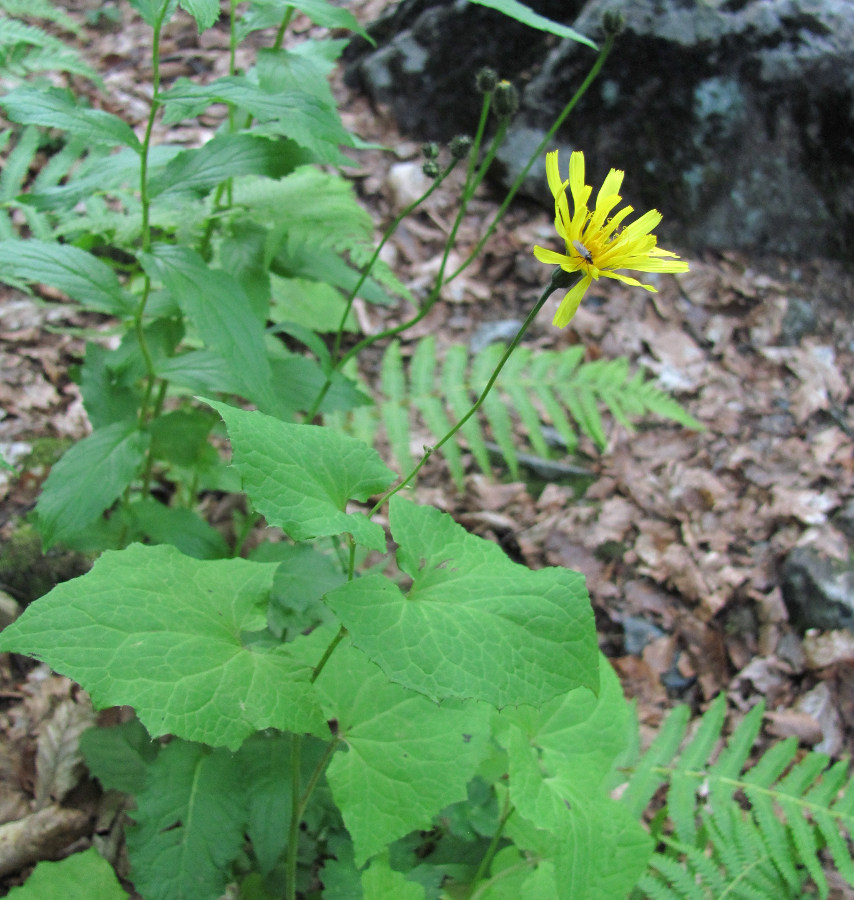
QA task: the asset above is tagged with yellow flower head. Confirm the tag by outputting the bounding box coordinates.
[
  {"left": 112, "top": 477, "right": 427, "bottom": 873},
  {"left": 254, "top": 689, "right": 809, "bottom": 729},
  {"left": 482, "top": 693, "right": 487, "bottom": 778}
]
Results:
[{"left": 533, "top": 150, "right": 689, "bottom": 328}]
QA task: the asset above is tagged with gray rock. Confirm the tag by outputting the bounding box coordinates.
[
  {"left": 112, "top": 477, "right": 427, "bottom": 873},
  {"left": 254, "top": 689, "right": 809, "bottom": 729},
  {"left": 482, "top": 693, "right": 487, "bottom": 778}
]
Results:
[
  {"left": 781, "top": 547, "right": 854, "bottom": 633},
  {"left": 779, "top": 297, "right": 818, "bottom": 345},
  {"left": 347, "top": 0, "right": 854, "bottom": 259}
]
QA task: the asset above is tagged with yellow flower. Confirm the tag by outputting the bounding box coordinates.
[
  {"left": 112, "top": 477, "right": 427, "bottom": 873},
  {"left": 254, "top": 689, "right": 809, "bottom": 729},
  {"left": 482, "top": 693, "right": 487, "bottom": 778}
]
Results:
[{"left": 533, "top": 150, "right": 690, "bottom": 327}]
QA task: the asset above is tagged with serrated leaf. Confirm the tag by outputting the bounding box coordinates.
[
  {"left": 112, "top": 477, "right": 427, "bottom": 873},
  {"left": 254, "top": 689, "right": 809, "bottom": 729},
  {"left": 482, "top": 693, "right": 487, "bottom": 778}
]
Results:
[
  {"left": 36, "top": 420, "right": 150, "bottom": 549},
  {"left": 0, "top": 87, "right": 140, "bottom": 150},
  {"left": 324, "top": 496, "right": 597, "bottom": 707},
  {"left": 495, "top": 660, "right": 651, "bottom": 899},
  {"left": 0, "top": 543, "right": 326, "bottom": 749},
  {"left": 148, "top": 133, "right": 309, "bottom": 198},
  {"left": 159, "top": 77, "right": 351, "bottom": 163},
  {"left": 140, "top": 244, "right": 276, "bottom": 411},
  {"left": 206, "top": 400, "right": 395, "bottom": 552},
  {"left": 315, "top": 641, "right": 491, "bottom": 866},
  {"left": 0, "top": 239, "right": 135, "bottom": 314},
  {"left": 126, "top": 740, "right": 246, "bottom": 900},
  {"left": 128, "top": 0, "right": 178, "bottom": 27},
  {"left": 179, "top": 0, "right": 219, "bottom": 30},
  {"left": 4, "top": 848, "right": 126, "bottom": 900}
]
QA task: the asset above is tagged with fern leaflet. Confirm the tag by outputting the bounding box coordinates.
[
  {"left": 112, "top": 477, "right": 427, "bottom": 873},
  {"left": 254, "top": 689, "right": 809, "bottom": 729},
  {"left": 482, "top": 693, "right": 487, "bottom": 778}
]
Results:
[
  {"left": 621, "top": 694, "right": 854, "bottom": 899},
  {"left": 336, "top": 337, "right": 704, "bottom": 488}
]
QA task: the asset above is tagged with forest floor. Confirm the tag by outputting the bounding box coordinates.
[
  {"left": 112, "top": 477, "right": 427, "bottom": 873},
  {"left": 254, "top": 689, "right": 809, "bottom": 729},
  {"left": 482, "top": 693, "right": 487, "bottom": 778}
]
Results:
[{"left": 0, "top": 0, "right": 853, "bottom": 894}]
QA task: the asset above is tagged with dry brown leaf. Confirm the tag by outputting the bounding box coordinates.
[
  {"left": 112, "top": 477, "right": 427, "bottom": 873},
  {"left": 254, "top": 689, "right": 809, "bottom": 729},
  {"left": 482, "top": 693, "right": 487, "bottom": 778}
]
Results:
[{"left": 34, "top": 698, "right": 96, "bottom": 811}]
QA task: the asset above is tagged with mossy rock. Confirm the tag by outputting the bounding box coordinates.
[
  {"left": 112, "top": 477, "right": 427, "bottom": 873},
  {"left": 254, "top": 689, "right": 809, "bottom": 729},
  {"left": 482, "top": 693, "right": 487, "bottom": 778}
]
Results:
[{"left": 0, "top": 522, "right": 91, "bottom": 606}]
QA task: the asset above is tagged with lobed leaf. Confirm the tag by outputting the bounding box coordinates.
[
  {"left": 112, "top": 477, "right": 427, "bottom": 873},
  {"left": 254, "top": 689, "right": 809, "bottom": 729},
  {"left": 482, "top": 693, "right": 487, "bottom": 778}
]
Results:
[
  {"left": 0, "top": 543, "right": 326, "bottom": 749},
  {"left": 324, "top": 495, "right": 597, "bottom": 707},
  {"left": 205, "top": 400, "right": 395, "bottom": 551}
]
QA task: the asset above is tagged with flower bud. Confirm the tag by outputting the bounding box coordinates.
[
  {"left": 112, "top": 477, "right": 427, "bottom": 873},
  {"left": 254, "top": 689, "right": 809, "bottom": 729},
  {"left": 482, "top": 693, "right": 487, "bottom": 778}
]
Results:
[
  {"left": 475, "top": 67, "right": 498, "bottom": 93},
  {"left": 449, "top": 134, "right": 473, "bottom": 160},
  {"left": 602, "top": 11, "right": 624, "bottom": 38},
  {"left": 422, "top": 159, "right": 440, "bottom": 179},
  {"left": 422, "top": 141, "right": 439, "bottom": 160},
  {"left": 493, "top": 80, "right": 519, "bottom": 119}
]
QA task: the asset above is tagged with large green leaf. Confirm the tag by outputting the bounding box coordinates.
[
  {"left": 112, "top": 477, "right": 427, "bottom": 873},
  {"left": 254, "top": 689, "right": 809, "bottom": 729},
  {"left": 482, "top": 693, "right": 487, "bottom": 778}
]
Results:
[
  {"left": 315, "top": 641, "right": 491, "bottom": 867},
  {"left": 495, "top": 660, "right": 651, "bottom": 900},
  {"left": 206, "top": 400, "right": 395, "bottom": 552},
  {"left": 0, "top": 543, "right": 326, "bottom": 749},
  {"left": 125, "top": 740, "right": 246, "bottom": 900},
  {"left": 323, "top": 496, "right": 598, "bottom": 707},
  {"left": 140, "top": 244, "right": 276, "bottom": 411},
  {"left": 0, "top": 240, "right": 135, "bottom": 315},
  {"left": 5, "top": 848, "right": 126, "bottom": 900},
  {"left": 0, "top": 87, "right": 141, "bottom": 150},
  {"left": 36, "top": 420, "right": 150, "bottom": 549},
  {"left": 148, "top": 133, "right": 310, "bottom": 198},
  {"left": 158, "top": 76, "right": 352, "bottom": 163}
]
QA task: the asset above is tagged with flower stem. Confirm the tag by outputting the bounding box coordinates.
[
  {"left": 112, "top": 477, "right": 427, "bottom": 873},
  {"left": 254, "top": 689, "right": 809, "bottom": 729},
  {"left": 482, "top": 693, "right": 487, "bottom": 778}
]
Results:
[
  {"left": 464, "top": 794, "right": 516, "bottom": 899},
  {"left": 447, "top": 32, "right": 615, "bottom": 286},
  {"left": 285, "top": 734, "right": 340, "bottom": 900},
  {"left": 370, "top": 269, "right": 580, "bottom": 515},
  {"left": 305, "top": 160, "right": 460, "bottom": 421}
]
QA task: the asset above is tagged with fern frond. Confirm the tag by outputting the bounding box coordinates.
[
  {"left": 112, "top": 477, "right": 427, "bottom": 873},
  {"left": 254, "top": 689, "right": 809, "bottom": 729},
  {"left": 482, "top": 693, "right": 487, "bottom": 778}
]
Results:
[
  {"left": 0, "top": 0, "right": 81, "bottom": 35},
  {"left": 621, "top": 694, "right": 854, "bottom": 899},
  {"left": 332, "top": 337, "right": 704, "bottom": 488},
  {"left": 0, "top": 13, "right": 98, "bottom": 84}
]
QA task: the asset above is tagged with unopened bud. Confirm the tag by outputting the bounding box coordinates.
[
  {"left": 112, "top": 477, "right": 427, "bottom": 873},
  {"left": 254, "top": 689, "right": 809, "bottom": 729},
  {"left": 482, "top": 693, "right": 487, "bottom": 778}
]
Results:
[
  {"left": 422, "top": 141, "right": 439, "bottom": 160},
  {"left": 475, "top": 67, "right": 498, "bottom": 93},
  {"left": 422, "top": 159, "right": 440, "bottom": 179},
  {"left": 602, "top": 11, "right": 624, "bottom": 38},
  {"left": 449, "top": 134, "right": 473, "bottom": 160},
  {"left": 493, "top": 80, "right": 519, "bottom": 119}
]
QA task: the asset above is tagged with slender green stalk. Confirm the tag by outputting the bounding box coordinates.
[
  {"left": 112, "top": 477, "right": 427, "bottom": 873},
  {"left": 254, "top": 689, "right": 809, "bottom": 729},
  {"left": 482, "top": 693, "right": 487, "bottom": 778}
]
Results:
[
  {"left": 305, "top": 160, "right": 460, "bottom": 420},
  {"left": 370, "top": 269, "right": 580, "bottom": 515},
  {"left": 311, "top": 625, "right": 347, "bottom": 684},
  {"left": 273, "top": 6, "right": 296, "bottom": 51},
  {"left": 330, "top": 160, "right": 459, "bottom": 363},
  {"left": 285, "top": 734, "right": 302, "bottom": 900},
  {"left": 465, "top": 795, "right": 516, "bottom": 899},
  {"left": 133, "top": 5, "right": 169, "bottom": 448},
  {"left": 307, "top": 40, "right": 612, "bottom": 422},
  {"left": 447, "top": 32, "right": 615, "bottom": 285},
  {"left": 465, "top": 90, "right": 493, "bottom": 193},
  {"left": 285, "top": 734, "right": 341, "bottom": 900}
]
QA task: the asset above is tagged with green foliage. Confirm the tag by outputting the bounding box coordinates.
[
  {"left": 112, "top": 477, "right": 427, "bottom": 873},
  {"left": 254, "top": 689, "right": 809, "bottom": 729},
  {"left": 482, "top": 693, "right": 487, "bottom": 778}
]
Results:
[
  {"left": 469, "top": 0, "right": 597, "bottom": 50},
  {"left": 2, "top": 3, "right": 831, "bottom": 900},
  {"left": 334, "top": 337, "right": 704, "bottom": 486},
  {"left": 0, "top": 5, "right": 99, "bottom": 85},
  {"left": 621, "top": 695, "right": 854, "bottom": 899},
  {"left": 4, "top": 847, "right": 126, "bottom": 899}
]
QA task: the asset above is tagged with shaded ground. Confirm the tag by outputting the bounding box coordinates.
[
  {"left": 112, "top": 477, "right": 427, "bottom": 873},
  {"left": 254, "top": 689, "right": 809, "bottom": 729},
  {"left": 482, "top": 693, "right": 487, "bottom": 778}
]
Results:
[{"left": 1, "top": 0, "right": 853, "bottom": 892}]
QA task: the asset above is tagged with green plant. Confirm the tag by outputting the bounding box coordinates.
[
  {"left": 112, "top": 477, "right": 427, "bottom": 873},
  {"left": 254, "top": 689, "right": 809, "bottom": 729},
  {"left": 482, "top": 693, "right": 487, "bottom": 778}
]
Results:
[
  {"left": 335, "top": 338, "right": 702, "bottom": 487},
  {"left": 0, "top": 1, "right": 849, "bottom": 899},
  {"left": 623, "top": 696, "right": 854, "bottom": 899}
]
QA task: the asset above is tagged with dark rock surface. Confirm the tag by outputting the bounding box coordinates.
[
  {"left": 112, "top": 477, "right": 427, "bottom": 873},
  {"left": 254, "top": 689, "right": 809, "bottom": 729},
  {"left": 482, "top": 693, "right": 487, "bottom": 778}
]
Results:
[
  {"left": 346, "top": 0, "right": 854, "bottom": 258},
  {"left": 782, "top": 547, "right": 854, "bottom": 633}
]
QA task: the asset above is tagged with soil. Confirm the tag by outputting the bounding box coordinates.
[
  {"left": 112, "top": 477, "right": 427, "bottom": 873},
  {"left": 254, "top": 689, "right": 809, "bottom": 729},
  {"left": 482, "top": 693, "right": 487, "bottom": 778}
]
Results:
[{"left": 0, "top": 0, "right": 853, "bottom": 895}]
